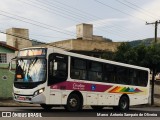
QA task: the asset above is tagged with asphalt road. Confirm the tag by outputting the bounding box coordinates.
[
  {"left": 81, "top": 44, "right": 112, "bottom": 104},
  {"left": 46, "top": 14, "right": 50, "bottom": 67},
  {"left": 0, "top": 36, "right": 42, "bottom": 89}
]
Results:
[{"left": 0, "top": 106, "right": 160, "bottom": 117}]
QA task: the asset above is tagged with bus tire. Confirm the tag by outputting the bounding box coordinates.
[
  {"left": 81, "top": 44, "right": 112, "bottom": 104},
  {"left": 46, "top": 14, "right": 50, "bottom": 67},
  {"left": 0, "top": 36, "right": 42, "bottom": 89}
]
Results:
[
  {"left": 118, "top": 95, "right": 129, "bottom": 112},
  {"left": 40, "top": 104, "right": 52, "bottom": 111},
  {"left": 91, "top": 106, "right": 104, "bottom": 110},
  {"left": 66, "top": 93, "right": 82, "bottom": 112}
]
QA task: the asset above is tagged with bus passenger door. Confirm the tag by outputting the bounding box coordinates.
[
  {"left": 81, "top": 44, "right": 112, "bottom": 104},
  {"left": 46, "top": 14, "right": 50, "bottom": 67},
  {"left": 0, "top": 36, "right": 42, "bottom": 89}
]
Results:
[{"left": 48, "top": 53, "right": 68, "bottom": 104}]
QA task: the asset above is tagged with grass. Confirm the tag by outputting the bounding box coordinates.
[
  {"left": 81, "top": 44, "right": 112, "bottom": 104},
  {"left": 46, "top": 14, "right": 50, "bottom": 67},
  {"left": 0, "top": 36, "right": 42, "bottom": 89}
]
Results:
[
  {"left": 0, "top": 68, "right": 15, "bottom": 99},
  {"left": 0, "top": 64, "right": 16, "bottom": 69}
]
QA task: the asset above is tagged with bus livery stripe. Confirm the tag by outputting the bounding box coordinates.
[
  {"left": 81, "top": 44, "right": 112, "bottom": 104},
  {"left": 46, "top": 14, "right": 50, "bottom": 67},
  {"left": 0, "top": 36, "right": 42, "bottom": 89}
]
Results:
[
  {"left": 50, "top": 81, "right": 112, "bottom": 92},
  {"left": 50, "top": 81, "right": 144, "bottom": 94},
  {"left": 108, "top": 86, "right": 143, "bottom": 94}
]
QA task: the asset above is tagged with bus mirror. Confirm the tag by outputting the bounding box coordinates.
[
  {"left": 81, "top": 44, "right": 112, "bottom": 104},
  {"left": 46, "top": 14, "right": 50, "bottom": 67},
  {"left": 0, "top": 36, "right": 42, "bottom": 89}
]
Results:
[
  {"left": 8, "top": 57, "right": 16, "bottom": 74},
  {"left": 9, "top": 62, "right": 11, "bottom": 70},
  {"left": 54, "top": 62, "right": 58, "bottom": 70}
]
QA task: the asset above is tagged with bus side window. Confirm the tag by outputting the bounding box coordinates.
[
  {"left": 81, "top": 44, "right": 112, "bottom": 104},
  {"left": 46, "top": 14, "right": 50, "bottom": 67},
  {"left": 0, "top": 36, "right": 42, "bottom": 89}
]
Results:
[
  {"left": 129, "top": 69, "right": 136, "bottom": 85},
  {"left": 88, "top": 61, "right": 102, "bottom": 82},
  {"left": 48, "top": 53, "right": 68, "bottom": 85},
  {"left": 70, "top": 57, "right": 87, "bottom": 80},
  {"left": 139, "top": 71, "right": 148, "bottom": 87},
  {"left": 104, "top": 64, "right": 116, "bottom": 83}
]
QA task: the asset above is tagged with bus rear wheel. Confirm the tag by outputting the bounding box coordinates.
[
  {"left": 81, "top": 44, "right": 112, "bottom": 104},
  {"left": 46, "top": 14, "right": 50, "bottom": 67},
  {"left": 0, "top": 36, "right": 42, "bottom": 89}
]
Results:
[
  {"left": 118, "top": 96, "right": 129, "bottom": 112},
  {"left": 66, "top": 94, "right": 82, "bottom": 112},
  {"left": 40, "top": 104, "right": 52, "bottom": 111}
]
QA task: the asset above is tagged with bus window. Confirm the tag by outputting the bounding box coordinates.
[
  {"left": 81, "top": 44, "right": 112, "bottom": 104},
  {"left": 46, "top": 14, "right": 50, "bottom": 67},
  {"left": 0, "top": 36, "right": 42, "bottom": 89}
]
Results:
[
  {"left": 139, "top": 71, "right": 148, "bottom": 87},
  {"left": 48, "top": 53, "right": 68, "bottom": 85},
  {"left": 129, "top": 69, "right": 137, "bottom": 85},
  {"left": 88, "top": 61, "right": 102, "bottom": 81},
  {"left": 116, "top": 66, "right": 129, "bottom": 85},
  {"left": 70, "top": 57, "right": 87, "bottom": 80},
  {"left": 104, "top": 64, "right": 116, "bottom": 83}
]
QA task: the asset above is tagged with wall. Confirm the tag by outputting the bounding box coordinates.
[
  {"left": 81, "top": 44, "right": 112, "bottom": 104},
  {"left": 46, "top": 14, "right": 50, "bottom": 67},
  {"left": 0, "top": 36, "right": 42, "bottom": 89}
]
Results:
[
  {"left": 71, "top": 39, "right": 120, "bottom": 52},
  {"left": 0, "top": 46, "right": 16, "bottom": 64},
  {"left": 0, "top": 46, "right": 15, "bottom": 53},
  {"left": 49, "top": 39, "right": 121, "bottom": 52},
  {"left": 6, "top": 28, "right": 32, "bottom": 49}
]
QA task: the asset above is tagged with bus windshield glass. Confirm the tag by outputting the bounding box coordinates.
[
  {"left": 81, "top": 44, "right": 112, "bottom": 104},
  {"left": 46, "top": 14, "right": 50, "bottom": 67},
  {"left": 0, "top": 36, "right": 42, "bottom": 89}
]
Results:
[{"left": 15, "top": 58, "right": 46, "bottom": 82}]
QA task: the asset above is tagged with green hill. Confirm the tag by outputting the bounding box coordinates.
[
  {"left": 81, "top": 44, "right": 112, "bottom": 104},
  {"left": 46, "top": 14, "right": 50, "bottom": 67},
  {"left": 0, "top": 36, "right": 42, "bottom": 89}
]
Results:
[{"left": 128, "top": 38, "right": 160, "bottom": 47}]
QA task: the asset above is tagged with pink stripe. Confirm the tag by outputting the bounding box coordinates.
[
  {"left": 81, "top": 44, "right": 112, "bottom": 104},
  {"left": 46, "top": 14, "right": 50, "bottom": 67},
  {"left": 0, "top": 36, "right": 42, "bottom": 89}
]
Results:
[{"left": 50, "top": 81, "right": 112, "bottom": 92}]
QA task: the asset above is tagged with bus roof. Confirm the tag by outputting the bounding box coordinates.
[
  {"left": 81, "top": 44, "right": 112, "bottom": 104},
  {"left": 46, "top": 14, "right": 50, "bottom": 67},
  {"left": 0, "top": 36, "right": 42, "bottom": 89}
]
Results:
[{"left": 20, "top": 46, "right": 150, "bottom": 71}]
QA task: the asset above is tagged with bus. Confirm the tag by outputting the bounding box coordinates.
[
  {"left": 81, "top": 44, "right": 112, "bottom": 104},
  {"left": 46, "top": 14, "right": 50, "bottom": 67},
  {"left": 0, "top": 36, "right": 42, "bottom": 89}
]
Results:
[{"left": 12, "top": 47, "right": 150, "bottom": 112}]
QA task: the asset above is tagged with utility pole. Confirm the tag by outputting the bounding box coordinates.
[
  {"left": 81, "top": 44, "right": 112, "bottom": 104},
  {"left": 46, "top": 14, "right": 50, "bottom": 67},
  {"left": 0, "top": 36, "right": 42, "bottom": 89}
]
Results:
[
  {"left": 146, "top": 20, "right": 160, "bottom": 105},
  {"left": 146, "top": 20, "right": 160, "bottom": 43}
]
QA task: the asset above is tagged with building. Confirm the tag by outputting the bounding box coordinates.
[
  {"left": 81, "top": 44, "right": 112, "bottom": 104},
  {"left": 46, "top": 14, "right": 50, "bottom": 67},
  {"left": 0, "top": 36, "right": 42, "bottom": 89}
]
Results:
[
  {"left": 3, "top": 24, "right": 121, "bottom": 58},
  {"left": 0, "top": 41, "right": 18, "bottom": 65},
  {"left": 37, "top": 23, "right": 121, "bottom": 57},
  {"left": 6, "top": 28, "right": 32, "bottom": 49}
]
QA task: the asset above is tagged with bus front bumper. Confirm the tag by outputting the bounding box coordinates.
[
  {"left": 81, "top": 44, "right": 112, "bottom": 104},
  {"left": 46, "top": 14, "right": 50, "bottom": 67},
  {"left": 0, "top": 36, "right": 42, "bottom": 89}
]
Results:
[{"left": 13, "top": 93, "right": 46, "bottom": 104}]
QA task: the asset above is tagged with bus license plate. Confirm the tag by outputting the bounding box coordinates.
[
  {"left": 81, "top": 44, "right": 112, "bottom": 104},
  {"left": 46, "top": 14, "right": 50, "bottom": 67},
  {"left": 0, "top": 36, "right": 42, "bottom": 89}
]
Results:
[{"left": 18, "top": 96, "right": 26, "bottom": 100}]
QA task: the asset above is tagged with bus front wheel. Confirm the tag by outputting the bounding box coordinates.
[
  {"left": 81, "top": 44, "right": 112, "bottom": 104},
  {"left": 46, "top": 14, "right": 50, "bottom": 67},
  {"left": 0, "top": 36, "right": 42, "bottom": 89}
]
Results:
[
  {"left": 40, "top": 104, "right": 52, "bottom": 111},
  {"left": 66, "top": 94, "right": 82, "bottom": 112}
]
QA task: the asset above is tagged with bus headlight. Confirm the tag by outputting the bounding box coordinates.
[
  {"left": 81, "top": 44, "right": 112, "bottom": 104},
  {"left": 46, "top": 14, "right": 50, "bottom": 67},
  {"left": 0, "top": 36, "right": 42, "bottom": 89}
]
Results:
[{"left": 33, "top": 88, "right": 45, "bottom": 97}]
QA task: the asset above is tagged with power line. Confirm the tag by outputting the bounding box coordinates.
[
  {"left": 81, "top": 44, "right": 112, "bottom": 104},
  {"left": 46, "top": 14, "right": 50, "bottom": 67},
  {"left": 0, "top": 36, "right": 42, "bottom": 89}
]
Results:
[
  {"left": 1, "top": 0, "right": 153, "bottom": 41},
  {"left": 19, "top": 2, "right": 149, "bottom": 39},
  {"left": 115, "top": 0, "right": 158, "bottom": 21},
  {"left": 123, "top": 0, "right": 160, "bottom": 20},
  {"left": 94, "top": 0, "right": 146, "bottom": 22},
  {"left": 17, "top": 0, "right": 81, "bottom": 23},
  {"left": 0, "top": 9, "right": 141, "bottom": 41},
  {"left": 0, "top": 10, "right": 75, "bottom": 35},
  {"left": 35, "top": 0, "right": 93, "bottom": 22},
  {"left": 0, "top": 12, "right": 75, "bottom": 37},
  {"left": 0, "top": 30, "right": 70, "bottom": 50}
]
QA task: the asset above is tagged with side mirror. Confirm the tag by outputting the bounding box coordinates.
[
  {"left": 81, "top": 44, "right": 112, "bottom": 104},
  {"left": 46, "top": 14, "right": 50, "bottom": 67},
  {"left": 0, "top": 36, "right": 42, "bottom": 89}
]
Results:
[
  {"left": 8, "top": 57, "right": 16, "bottom": 74},
  {"left": 54, "top": 62, "right": 58, "bottom": 70}
]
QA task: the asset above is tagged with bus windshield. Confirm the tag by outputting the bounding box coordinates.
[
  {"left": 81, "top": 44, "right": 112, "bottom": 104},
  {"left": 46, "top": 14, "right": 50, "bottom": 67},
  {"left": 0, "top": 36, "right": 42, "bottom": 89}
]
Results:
[{"left": 15, "top": 58, "right": 46, "bottom": 83}]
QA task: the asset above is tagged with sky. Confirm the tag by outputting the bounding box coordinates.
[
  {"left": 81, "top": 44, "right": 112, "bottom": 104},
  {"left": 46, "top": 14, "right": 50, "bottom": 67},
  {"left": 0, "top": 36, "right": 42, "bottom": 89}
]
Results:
[{"left": 0, "top": 0, "right": 160, "bottom": 43}]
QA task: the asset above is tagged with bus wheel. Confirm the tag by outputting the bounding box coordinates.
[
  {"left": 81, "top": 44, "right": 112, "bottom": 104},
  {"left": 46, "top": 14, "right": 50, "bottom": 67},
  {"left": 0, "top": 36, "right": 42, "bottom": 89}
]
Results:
[
  {"left": 66, "top": 94, "right": 82, "bottom": 112},
  {"left": 40, "top": 104, "right": 52, "bottom": 111},
  {"left": 118, "top": 96, "right": 129, "bottom": 112},
  {"left": 91, "top": 106, "right": 104, "bottom": 110}
]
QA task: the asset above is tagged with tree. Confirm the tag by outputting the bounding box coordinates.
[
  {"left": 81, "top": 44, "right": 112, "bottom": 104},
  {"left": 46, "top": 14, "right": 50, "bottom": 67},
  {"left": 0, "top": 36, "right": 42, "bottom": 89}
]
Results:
[
  {"left": 144, "top": 44, "right": 160, "bottom": 105},
  {"left": 112, "top": 43, "right": 160, "bottom": 105}
]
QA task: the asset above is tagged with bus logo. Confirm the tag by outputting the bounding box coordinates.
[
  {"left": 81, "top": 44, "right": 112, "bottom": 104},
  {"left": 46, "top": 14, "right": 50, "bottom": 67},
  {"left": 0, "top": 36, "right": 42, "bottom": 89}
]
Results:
[
  {"left": 73, "top": 83, "right": 85, "bottom": 90},
  {"left": 91, "top": 85, "right": 96, "bottom": 91}
]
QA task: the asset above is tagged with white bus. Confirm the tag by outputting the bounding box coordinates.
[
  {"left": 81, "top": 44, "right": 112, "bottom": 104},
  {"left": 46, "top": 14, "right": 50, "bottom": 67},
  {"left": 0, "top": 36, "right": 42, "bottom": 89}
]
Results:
[{"left": 13, "top": 47, "right": 150, "bottom": 112}]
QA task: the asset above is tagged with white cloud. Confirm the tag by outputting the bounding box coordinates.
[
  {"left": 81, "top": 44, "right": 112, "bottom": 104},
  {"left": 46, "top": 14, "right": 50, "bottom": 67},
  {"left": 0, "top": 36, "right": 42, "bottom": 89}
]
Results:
[
  {"left": 65, "top": 18, "right": 128, "bottom": 32},
  {"left": 0, "top": 33, "right": 6, "bottom": 41},
  {"left": 132, "top": 0, "right": 160, "bottom": 22},
  {"left": 89, "top": 18, "right": 128, "bottom": 28}
]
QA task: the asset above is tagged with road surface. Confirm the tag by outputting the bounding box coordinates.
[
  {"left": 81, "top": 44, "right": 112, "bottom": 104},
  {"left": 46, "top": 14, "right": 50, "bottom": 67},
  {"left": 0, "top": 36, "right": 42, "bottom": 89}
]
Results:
[{"left": 0, "top": 106, "right": 160, "bottom": 117}]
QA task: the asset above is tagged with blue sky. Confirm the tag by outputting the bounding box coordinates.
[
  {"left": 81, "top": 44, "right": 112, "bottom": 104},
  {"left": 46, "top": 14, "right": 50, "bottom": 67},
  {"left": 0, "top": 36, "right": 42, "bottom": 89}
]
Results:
[{"left": 0, "top": 0, "right": 160, "bottom": 43}]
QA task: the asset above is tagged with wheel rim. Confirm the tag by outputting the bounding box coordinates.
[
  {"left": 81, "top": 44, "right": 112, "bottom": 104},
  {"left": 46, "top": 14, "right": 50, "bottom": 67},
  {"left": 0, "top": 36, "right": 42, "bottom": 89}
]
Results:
[
  {"left": 69, "top": 98, "right": 77, "bottom": 107},
  {"left": 120, "top": 99, "right": 127, "bottom": 109}
]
